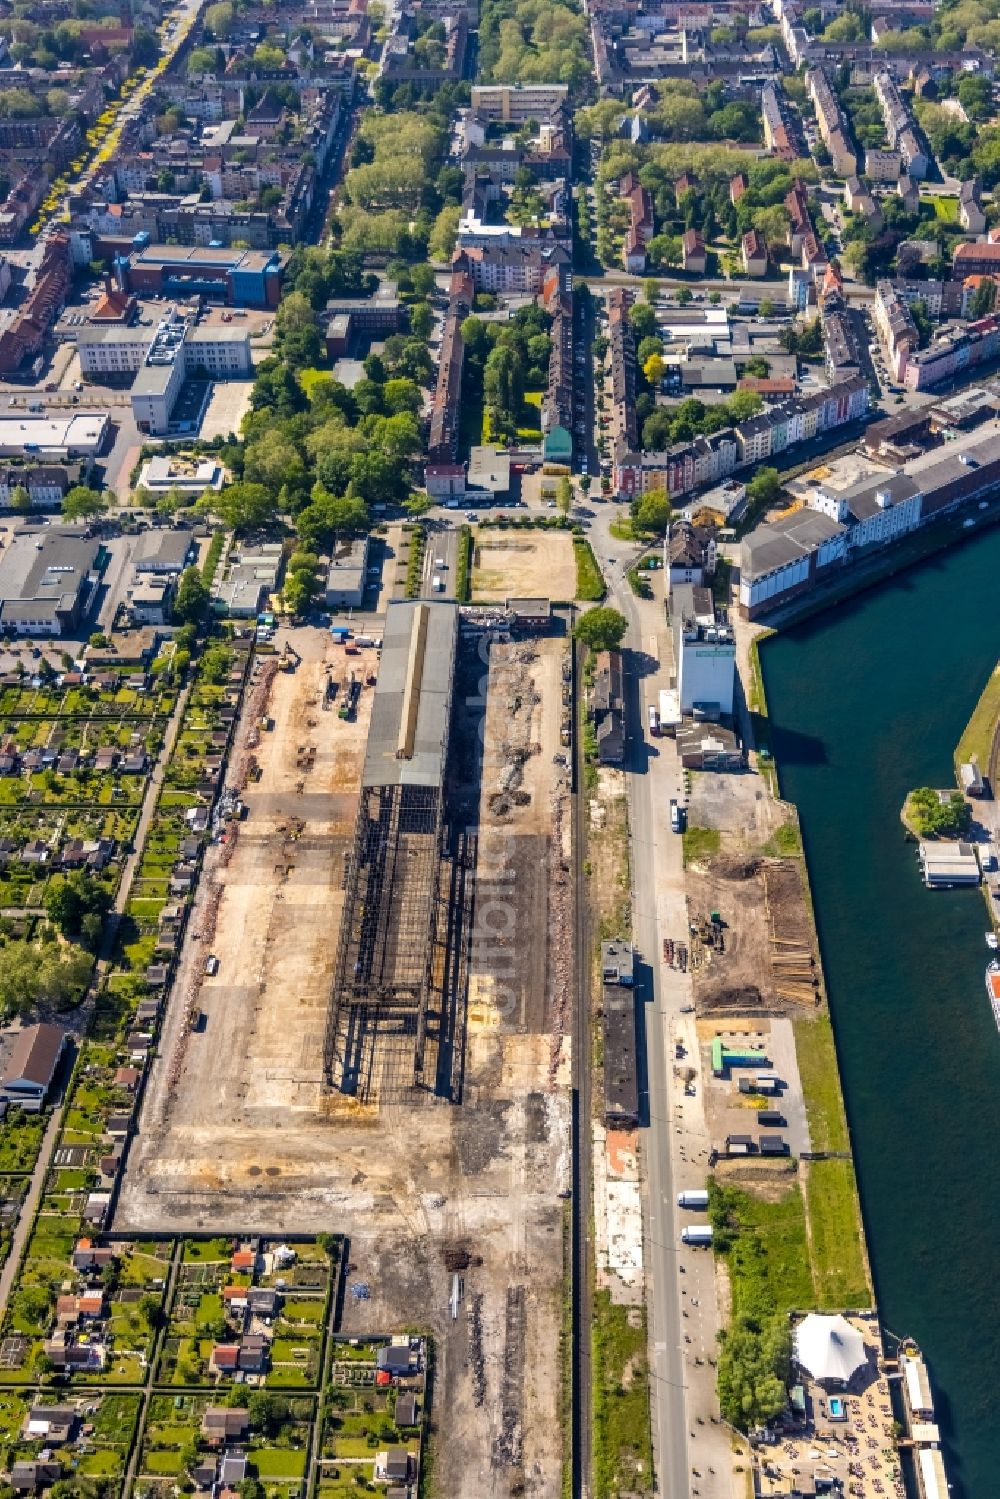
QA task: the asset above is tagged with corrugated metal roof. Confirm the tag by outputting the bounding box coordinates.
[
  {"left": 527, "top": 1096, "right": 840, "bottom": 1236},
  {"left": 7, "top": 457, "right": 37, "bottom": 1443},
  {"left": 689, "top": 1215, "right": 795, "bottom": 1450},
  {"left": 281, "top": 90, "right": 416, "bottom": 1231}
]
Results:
[{"left": 362, "top": 600, "right": 457, "bottom": 789}]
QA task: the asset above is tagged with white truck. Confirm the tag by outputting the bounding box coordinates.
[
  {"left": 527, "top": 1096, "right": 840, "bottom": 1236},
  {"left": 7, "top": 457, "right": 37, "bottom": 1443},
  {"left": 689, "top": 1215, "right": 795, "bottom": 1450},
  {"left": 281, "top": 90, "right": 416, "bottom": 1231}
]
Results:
[
  {"left": 681, "top": 1224, "right": 713, "bottom": 1246},
  {"left": 677, "top": 1189, "right": 710, "bottom": 1210}
]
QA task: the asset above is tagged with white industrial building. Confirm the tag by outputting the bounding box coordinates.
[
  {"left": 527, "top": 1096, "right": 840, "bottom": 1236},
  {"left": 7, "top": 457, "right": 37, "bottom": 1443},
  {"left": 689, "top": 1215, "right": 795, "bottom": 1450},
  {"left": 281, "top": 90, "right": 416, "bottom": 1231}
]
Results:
[
  {"left": 671, "top": 583, "right": 736, "bottom": 719},
  {"left": 77, "top": 317, "right": 252, "bottom": 436},
  {"left": 0, "top": 414, "right": 109, "bottom": 460}
]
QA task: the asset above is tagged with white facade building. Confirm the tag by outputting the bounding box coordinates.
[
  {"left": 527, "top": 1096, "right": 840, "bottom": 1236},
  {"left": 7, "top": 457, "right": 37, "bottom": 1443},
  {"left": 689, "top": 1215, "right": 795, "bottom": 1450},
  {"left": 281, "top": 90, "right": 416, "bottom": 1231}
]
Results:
[
  {"left": 77, "top": 318, "right": 252, "bottom": 436},
  {"left": 672, "top": 583, "right": 736, "bottom": 718}
]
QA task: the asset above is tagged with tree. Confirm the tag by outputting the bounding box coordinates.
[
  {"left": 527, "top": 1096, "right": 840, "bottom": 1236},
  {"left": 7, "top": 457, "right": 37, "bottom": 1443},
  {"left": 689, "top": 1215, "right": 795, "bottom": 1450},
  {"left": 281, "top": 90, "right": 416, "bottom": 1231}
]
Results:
[
  {"left": 557, "top": 476, "right": 573, "bottom": 515},
  {"left": 822, "top": 11, "right": 862, "bottom": 40},
  {"left": 14, "top": 1284, "right": 52, "bottom": 1329},
  {"left": 9, "top": 484, "right": 31, "bottom": 514},
  {"left": 173, "top": 566, "right": 210, "bottom": 626},
  {"left": 709, "top": 291, "right": 721, "bottom": 305},
  {"left": 746, "top": 466, "right": 781, "bottom": 510},
  {"left": 62, "top": 486, "right": 106, "bottom": 522},
  {"left": 759, "top": 297, "right": 775, "bottom": 317},
  {"left": 717, "top": 1314, "right": 791, "bottom": 1429},
  {"left": 410, "top": 263, "right": 436, "bottom": 297},
  {"left": 643, "top": 353, "right": 665, "bottom": 385},
  {"left": 410, "top": 301, "right": 434, "bottom": 339},
  {"left": 633, "top": 490, "right": 671, "bottom": 534},
  {"left": 244, "top": 434, "right": 307, "bottom": 496},
  {"left": 204, "top": 1, "right": 234, "bottom": 38},
  {"left": 214, "top": 482, "right": 277, "bottom": 533},
  {"left": 908, "top": 787, "right": 971, "bottom": 838},
  {"left": 139, "top": 1294, "right": 161, "bottom": 1331},
  {"left": 642, "top": 277, "right": 659, "bottom": 304},
  {"left": 283, "top": 553, "right": 319, "bottom": 618},
  {"left": 628, "top": 302, "right": 658, "bottom": 340},
  {"left": 44, "top": 872, "right": 110, "bottom": 943},
  {"left": 909, "top": 298, "right": 932, "bottom": 349},
  {"left": 131, "top": 25, "right": 160, "bottom": 67},
  {"left": 247, "top": 1390, "right": 289, "bottom": 1437},
  {"left": 744, "top": 356, "right": 770, "bottom": 378},
  {"left": 187, "top": 45, "right": 217, "bottom": 75},
  {"left": 575, "top": 607, "right": 627, "bottom": 651},
  {"left": 675, "top": 287, "right": 693, "bottom": 306},
  {"left": 429, "top": 204, "right": 461, "bottom": 260},
  {"left": 296, "top": 491, "right": 369, "bottom": 552}
]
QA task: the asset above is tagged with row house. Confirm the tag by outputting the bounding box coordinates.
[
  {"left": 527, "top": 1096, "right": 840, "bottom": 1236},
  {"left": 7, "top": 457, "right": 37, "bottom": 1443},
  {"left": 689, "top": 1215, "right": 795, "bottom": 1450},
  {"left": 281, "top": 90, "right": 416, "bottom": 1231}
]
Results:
[
  {"left": 426, "top": 267, "right": 474, "bottom": 465},
  {"left": 892, "top": 276, "right": 968, "bottom": 321},
  {"left": 620, "top": 172, "right": 654, "bottom": 274},
  {"left": 873, "top": 68, "right": 929, "bottom": 176},
  {"left": 805, "top": 66, "right": 857, "bottom": 177},
  {"left": 621, "top": 380, "right": 866, "bottom": 505},
  {"left": 902, "top": 312, "right": 1000, "bottom": 391},
  {"left": 762, "top": 82, "right": 802, "bottom": 160},
  {"left": 874, "top": 278, "right": 919, "bottom": 382}
]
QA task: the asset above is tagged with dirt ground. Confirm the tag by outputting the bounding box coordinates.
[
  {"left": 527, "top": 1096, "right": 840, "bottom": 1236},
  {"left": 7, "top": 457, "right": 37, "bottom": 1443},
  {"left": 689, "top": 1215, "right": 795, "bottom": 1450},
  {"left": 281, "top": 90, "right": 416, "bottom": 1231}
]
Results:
[
  {"left": 118, "top": 626, "right": 373, "bottom": 1222},
  {"left": 682, "top": 771, "right": 820, "bottom": 1015},
  {"left": 684, "top": 855, "right": 818, "bottom": 1013},
  {"left": 118, "top": 622, "right": 573, "bottom": 1499},
  {"left": 471, "top": 531, "right": 576, "bottom": 603}
]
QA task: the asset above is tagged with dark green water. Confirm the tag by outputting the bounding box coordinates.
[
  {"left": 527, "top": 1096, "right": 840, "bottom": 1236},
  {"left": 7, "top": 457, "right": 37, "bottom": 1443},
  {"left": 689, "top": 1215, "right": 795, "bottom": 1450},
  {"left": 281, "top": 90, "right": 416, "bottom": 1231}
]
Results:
[{"left": 760, "top": 529, "right": 1000, "bottom": 1499}]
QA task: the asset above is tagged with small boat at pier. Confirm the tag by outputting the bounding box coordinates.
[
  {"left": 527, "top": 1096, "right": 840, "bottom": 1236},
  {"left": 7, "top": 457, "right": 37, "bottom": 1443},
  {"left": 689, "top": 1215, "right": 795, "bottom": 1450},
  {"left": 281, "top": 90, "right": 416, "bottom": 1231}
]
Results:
[{"left": 987, "top": 961, "right": 1000, "bottom": 1030}]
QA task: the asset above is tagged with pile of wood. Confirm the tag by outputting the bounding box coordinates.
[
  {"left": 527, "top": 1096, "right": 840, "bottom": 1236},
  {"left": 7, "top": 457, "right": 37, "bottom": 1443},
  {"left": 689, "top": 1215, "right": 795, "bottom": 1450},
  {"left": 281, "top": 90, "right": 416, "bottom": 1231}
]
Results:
[{"left": 770, "top": 937, "right": 819, "bottom": 1006}]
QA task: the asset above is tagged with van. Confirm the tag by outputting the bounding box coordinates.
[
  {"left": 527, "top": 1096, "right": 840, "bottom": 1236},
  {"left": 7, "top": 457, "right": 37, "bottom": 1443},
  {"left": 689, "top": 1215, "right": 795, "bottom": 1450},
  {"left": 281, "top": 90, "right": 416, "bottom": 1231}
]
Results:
[
  {"left": 204, "top": 955, "right": 219, "bottom": 976},
  {"left": 648, "top": 705, "right": 660, "bottom": 737},
  {"left": 670, "top": 799, "right": 684, "bottom": 834},
  {"left": 432, "top": 575, "right": 445, "bottom": 592}
]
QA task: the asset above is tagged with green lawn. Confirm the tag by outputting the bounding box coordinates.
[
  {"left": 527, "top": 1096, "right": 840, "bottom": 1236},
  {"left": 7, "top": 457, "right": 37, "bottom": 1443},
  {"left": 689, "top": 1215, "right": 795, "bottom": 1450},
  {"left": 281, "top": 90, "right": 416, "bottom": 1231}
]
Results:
[
  {"left": 931, "top": 196, "right": 959, "bottom": 222},
  {"left": 793, "top": 1014, "right": 850, "bottom": 1154},
  {"left": 759, "top": 818, "right": 802, "bottom": 858},
  {"left": 804, "top": 1159, "right": 871, "bottom": 1309},
  {"left": 955, "top": 661, "right": 1000, "bottom": 771},
  {"left": 592, "top": 1290, "right": 653, "bottom": 1499},
  {"left": 252, "top": 1446, "right": 307, "bottom": 1478},
  {"left": 717, "top": 1179, "right": 815, "bottom": 1318},
  {"left": 574, "top": 539, "right": 606, "bottom": 602},
  {"left": 682, "top": 825, "right": 720, "bottom": 866},
  {"left": 78, "top": 1449, "right": 123, "bottom": 1476}
]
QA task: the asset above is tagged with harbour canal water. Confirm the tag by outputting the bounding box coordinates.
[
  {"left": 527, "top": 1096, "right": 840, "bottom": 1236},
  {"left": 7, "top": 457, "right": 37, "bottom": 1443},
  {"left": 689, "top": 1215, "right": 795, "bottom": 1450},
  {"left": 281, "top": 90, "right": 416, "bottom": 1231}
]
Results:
[{"left": 761, "top": 528, "right": 1000, "bottom": 1499}]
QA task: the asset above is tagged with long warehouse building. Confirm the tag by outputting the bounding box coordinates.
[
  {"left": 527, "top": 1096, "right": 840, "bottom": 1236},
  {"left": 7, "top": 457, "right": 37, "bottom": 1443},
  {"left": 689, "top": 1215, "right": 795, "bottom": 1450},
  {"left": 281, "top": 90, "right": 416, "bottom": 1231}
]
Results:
[{"left": 324, "top": 599, "right": 459, "bottom": 1102}]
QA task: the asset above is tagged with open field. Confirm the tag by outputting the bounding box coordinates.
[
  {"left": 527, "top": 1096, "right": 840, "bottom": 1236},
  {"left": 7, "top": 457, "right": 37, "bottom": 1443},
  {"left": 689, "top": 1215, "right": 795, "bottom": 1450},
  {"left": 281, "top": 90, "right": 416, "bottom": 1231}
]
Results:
[
  {"left": 118, "top": 621, "right": 572, "bottom": 1498},
  {"left": 471, "top": 531, "right": 577, "bottom": 602},
  {"left": 118, "top": 626, "right": 374, "bottom": 1226}
]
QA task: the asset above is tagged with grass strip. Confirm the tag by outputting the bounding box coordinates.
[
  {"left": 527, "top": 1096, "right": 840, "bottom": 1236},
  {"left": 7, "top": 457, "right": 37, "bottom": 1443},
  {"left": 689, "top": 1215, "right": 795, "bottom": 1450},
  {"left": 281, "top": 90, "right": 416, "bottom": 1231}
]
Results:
[
  {"left": 574, "top": 539, "right": 606, "bottom": 602},
  {"left": 803, "top": 1159, "right": 871, "bottom": 1309},
  {"left": 592, "top": 1290, "right": 653, "bottom": 1499},
  {"left": 793, "top": 1013, "right": 849, "bottom": 1155},
  {"left": 454, "top": 524, "right": 472, "bottom": 603}
]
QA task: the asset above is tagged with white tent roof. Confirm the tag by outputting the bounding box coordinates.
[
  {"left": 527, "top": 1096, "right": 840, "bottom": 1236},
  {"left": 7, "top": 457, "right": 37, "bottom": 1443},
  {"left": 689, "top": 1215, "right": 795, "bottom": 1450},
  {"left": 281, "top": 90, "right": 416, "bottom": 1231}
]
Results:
[{"left": 793, "top": 1314, "right": 866, "bottom": 1384}]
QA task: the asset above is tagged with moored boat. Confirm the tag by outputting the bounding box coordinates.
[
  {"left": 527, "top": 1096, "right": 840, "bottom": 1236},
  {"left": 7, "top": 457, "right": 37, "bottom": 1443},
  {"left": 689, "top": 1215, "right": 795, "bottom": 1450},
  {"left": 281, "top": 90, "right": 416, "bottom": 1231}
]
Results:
[{"left": 987, "top": 961, "right": 1000, "bottom": 1030}]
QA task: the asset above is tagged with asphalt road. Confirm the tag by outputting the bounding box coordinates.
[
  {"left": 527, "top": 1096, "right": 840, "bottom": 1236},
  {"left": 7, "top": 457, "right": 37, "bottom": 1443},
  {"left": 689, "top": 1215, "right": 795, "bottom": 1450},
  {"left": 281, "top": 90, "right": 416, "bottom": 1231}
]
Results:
[
  {"left": 419, "top": 522, "right": 460, "bottom": 600},
  {"left": 587, "top": 512, "right": 690, "bottom": 1499}
]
